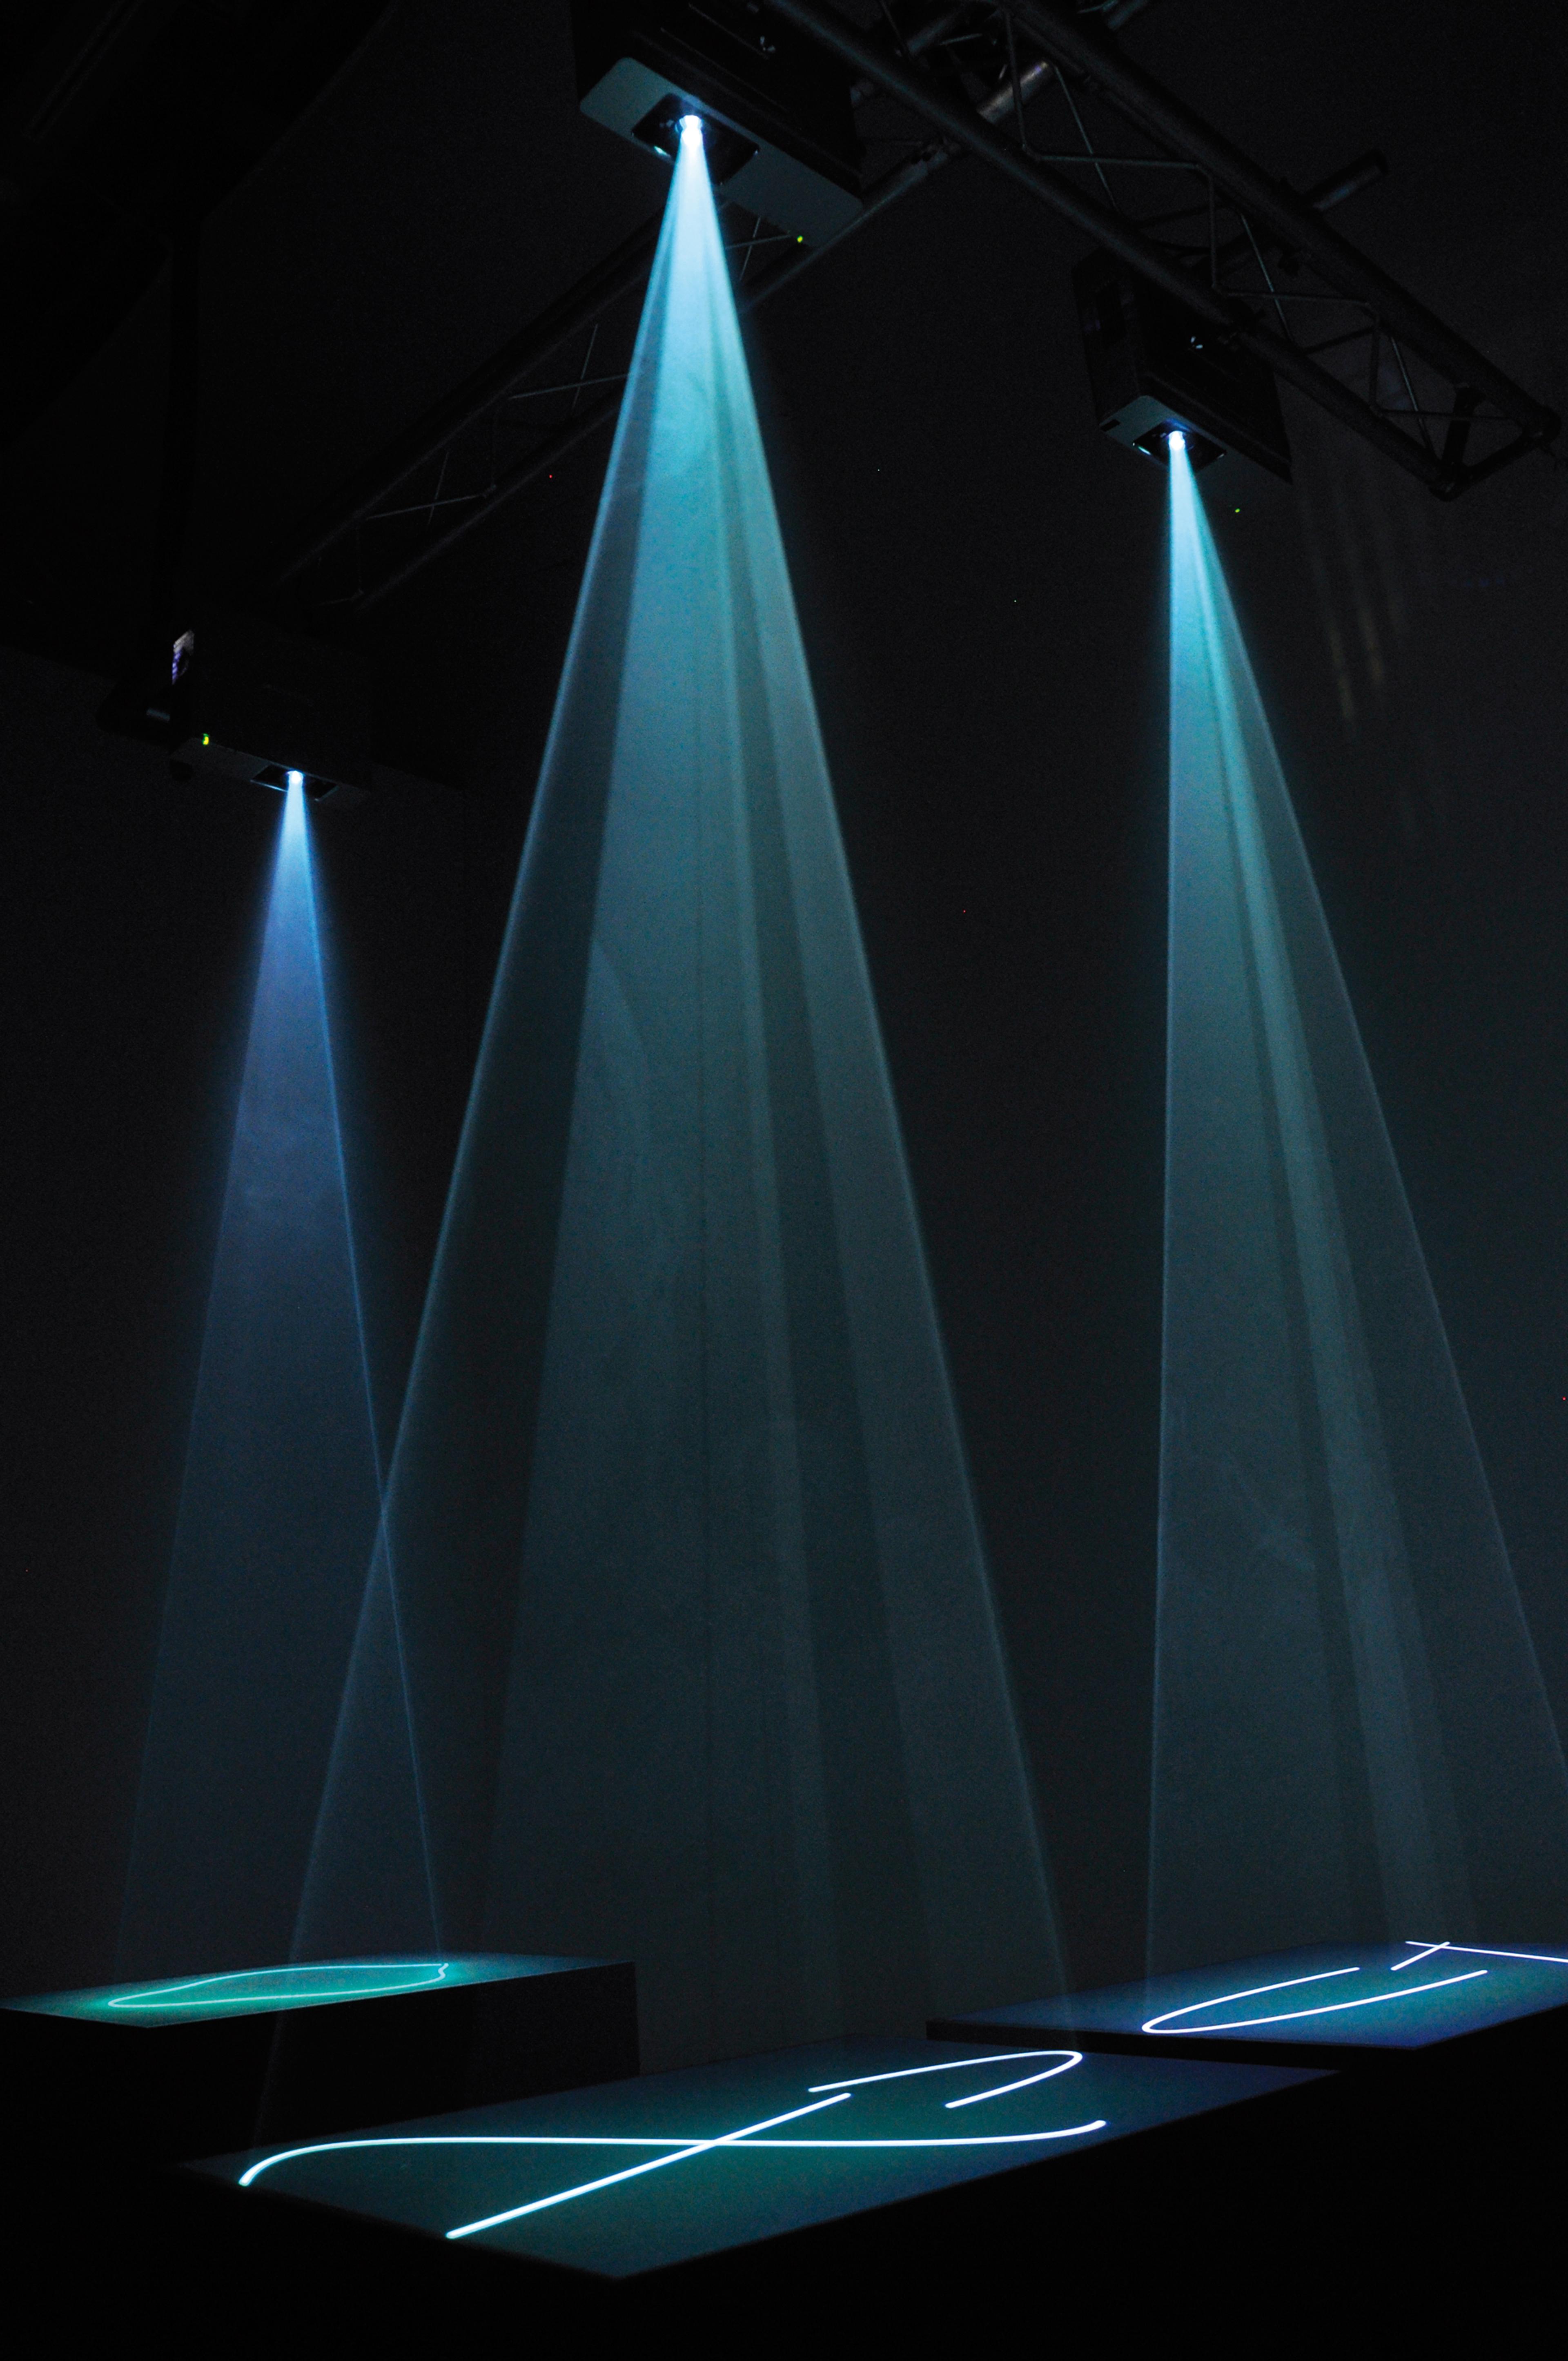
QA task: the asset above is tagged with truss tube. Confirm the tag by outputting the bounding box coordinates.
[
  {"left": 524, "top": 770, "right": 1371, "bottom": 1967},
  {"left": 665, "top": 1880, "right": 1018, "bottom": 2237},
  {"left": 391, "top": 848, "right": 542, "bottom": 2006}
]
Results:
[
  {"left": 269, "top": 217, "right": 662, "bottom": 590},
  {"left": 766, "top": 0, "right": 1450, "bottom": 486},
  {"left": 352, "top": 385, "right": 624, "bottom": 614},
  {"left": 1003, "top": 0, "right": 1559, "bottom": 444},
  {"left": 1243, "top": 317, "right": 1444, "bottom": 486},
  {"left": 1211, "top": 152, "right": 1386, "bottom": 278}
]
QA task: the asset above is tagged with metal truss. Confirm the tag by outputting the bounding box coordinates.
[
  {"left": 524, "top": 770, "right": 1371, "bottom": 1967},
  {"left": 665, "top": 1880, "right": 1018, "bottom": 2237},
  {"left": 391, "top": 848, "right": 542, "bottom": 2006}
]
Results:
[
  {"left": 774, "top": 0, "right": 1557, "bottom": 493},
  {"left": 268, "top": 203, "right": 815, "bottom": 618},
  {"left": 263, "top": 1, "right": 1070, "bottom": 619},
  {"left": 266, "top": 0, "right": 1557, "bottom": 621}
]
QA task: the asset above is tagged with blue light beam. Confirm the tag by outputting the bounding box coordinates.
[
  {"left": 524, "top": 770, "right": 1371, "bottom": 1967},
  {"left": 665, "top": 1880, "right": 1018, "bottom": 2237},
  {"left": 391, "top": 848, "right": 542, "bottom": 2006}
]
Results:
[
  {"left": 120, "top": 783, "right": 424, "bottom": 1974},
  {"left": 309, "top": 94, "right": 1063, "bottom": 2065},
  {"left": 1149, "top": 438, "right": 1568, "bottom": 1970}
]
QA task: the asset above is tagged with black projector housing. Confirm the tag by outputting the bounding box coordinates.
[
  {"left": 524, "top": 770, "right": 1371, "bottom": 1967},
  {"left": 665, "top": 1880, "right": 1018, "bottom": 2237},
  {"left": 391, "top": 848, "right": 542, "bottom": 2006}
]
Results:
[
  {"left": 572, "top": 0, "right": 862, "bottom": 243},
  {"left": 1074, "top": 252, "right": 1292, "bottom": 482},
  {"left": 171, "top": 610, "right": 371, "bottom": 805}
]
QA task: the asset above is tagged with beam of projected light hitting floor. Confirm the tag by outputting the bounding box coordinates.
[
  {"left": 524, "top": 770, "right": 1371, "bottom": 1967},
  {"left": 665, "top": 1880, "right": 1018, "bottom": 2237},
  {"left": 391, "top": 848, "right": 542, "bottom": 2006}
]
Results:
[
  {"left": 202, "top": 2041, "right": 1311, "bottom": 2279},
  {"left": 304, "top": 115, "right": 1061, "bottom": 2067},
  {"left": 120, "top": 780, "right": 433, "bottom": 1977},
  {"left": 1151, "top": 433, "right": 1568, "bottom": 1972},
  {"left": 936, "top": 1937, "right": 1568, "bottom": 2055}
]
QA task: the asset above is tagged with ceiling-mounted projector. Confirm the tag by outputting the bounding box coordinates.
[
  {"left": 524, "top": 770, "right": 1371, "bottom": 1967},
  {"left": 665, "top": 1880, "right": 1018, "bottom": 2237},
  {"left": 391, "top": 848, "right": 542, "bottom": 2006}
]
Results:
[
  {"left": 172, "top": 610, "right": 370, "bottom": 805},
  {"left": 572, "top": 0, "right": 863, "bottom": 243},
  {"left": 1074, "top": 251, "right": 1293, "bottom": 482}
]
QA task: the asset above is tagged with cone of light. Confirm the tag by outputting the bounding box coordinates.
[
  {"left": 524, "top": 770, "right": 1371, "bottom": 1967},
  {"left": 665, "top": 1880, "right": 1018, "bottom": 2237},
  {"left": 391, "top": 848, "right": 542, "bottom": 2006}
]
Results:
[
  {"left": 308, "top": 116, "right": 1062, "bottom": 2064},
  {"left": 1150, "top": 437, "right": 1568, "bottom": 1968},
  {"left": 120, "top": 783, "right": 428, "bottom": 1974}
]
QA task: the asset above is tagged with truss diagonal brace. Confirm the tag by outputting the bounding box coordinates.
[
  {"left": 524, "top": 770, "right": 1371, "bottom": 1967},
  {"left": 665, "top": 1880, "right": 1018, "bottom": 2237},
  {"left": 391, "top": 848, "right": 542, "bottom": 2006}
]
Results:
[{"left": 270, "top": 217, "right": 661, "bottom": 592}]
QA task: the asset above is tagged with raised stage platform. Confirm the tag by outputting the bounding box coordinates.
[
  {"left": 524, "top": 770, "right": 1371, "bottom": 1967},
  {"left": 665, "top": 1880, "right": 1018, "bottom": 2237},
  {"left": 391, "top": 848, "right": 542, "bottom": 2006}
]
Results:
[
  {"left": 928, "top": 1938, "right": 1568, "bottom": 2068},
  {"left": 1, "top": 1953, "right": 637, "bottom": 2163},
  {"left": 174, "top": 2035, "right": 1328, "bottom": 2323}
]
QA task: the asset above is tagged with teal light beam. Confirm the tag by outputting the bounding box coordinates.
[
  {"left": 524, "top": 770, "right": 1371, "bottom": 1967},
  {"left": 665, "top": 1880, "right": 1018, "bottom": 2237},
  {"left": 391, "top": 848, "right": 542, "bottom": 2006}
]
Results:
[
  {"left": 120, "top": 782, "right": 413, "bottom": 1976},
  {"left": 307, "top": 113, "right": 1063, "bottom": 2066},
  {"left": 1150, "top": 436, "right": 1568, "bottom": 1971}
]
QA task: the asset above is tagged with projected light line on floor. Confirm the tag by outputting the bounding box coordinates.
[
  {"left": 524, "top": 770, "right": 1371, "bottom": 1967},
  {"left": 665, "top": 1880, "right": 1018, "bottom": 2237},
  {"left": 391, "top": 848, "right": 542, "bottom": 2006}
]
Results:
[
  {"left": 237, "top": 2059, "right": 1112, "bottom": 2234},
  {"left": 107, "top": 1960, "right": 451, "bottom": 2011},
  {"left": 1399, "top": 1941, "right": 1568, "bottom": 1969},
  {"left": 238, "top": 2113, "right": 1116, "bottom": 2198},
  {"left": 944, "top": 2058, "right": 1083, "bottom": 2109},
  {"left": 807, "top": 2049, "right": 1084, "bottom": 2109},
  {"left": 807, "top": 2052, "right": 1067, "bottom": 2092},
  {"left": 1143, "top": 1969, "right": 1487, "bottom": 2034},
  {"left": 446, "top": 2095, "right": 853, "bottom": 2238}
]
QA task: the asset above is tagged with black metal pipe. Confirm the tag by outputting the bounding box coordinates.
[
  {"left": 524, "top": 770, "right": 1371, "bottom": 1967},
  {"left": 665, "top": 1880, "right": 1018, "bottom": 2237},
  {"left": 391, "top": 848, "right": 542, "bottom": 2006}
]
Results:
[
  {"left": 1434, "top": 424, "right": 1534, "bottom": 500},
  {"left": 1439, "top": 385, "right": 1481, "bottom": 483},
  {"left": 1209, "top": 149, "right": 1385, "bottom": 277},
  {"left": 1001, "top": 0, "right": 1558, "bottom": 444}
]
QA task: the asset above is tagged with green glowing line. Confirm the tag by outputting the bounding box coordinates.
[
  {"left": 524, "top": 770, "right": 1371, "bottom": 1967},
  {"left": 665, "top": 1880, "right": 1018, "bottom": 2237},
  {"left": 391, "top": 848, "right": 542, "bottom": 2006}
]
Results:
[{"left": 106, "top": 1961, "right": 451, "bottom": 2013}]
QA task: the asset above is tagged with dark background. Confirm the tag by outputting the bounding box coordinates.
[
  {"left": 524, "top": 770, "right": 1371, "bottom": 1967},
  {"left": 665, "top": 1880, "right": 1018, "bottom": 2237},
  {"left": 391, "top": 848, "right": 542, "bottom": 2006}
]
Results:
[{"left": 4, "top": 0, "right": 1567, "bottom": 2003}]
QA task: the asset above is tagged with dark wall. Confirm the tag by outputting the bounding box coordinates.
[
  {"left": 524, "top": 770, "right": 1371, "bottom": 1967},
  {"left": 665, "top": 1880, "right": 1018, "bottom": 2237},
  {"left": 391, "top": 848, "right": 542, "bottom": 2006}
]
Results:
[{"left": 4, "top": 0, "right": 1568, "bottom": 1999}]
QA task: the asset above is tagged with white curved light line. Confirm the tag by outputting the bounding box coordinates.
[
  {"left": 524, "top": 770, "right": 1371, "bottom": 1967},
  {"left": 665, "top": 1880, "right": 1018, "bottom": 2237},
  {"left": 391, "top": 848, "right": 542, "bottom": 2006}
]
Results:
[
  {"left": 946, "top": 2057, "right": 1082, "bottom": 2109},
  {"left": 1144, "top": 1969, "right": 1486, "bottom": 2034},
  {"left": 808, "top": 2051, "right": 1068, "bottom": 2093},
  {"left": 241, "top": 2136, "right": 690, "bottom": 2185},
  {"left": 1403, "top": 1940, "right": 1568, "bottom": 1969},
  {"left": 238, "top": 2116, "right": 1112, "bottom": 2200},
  {"left": 111, "top": 1962, "right": 451, "bottom": 2012},
  {"left": 446, "top": 2094, "right": 853, "bottom": 2239},
  {"left": 734, "top": 2127, "right": 1108, "bottom": 2148},
  {"left": 1145, "top": 1966, "right": 1359, "bottom": 2029},
  {"left": 1140, "top": 1966, "right": 1356, "bottom": 2029}
]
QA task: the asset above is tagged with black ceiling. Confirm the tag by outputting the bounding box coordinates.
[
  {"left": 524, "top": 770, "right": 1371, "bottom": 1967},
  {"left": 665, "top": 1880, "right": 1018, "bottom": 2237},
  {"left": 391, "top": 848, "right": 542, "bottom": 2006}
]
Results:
[
  {"left": 7, "top": 1, "right": 1564, "bottom": 745},
  {"left": 0, "top": 1, "right": 394, "bottom": 452}
]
